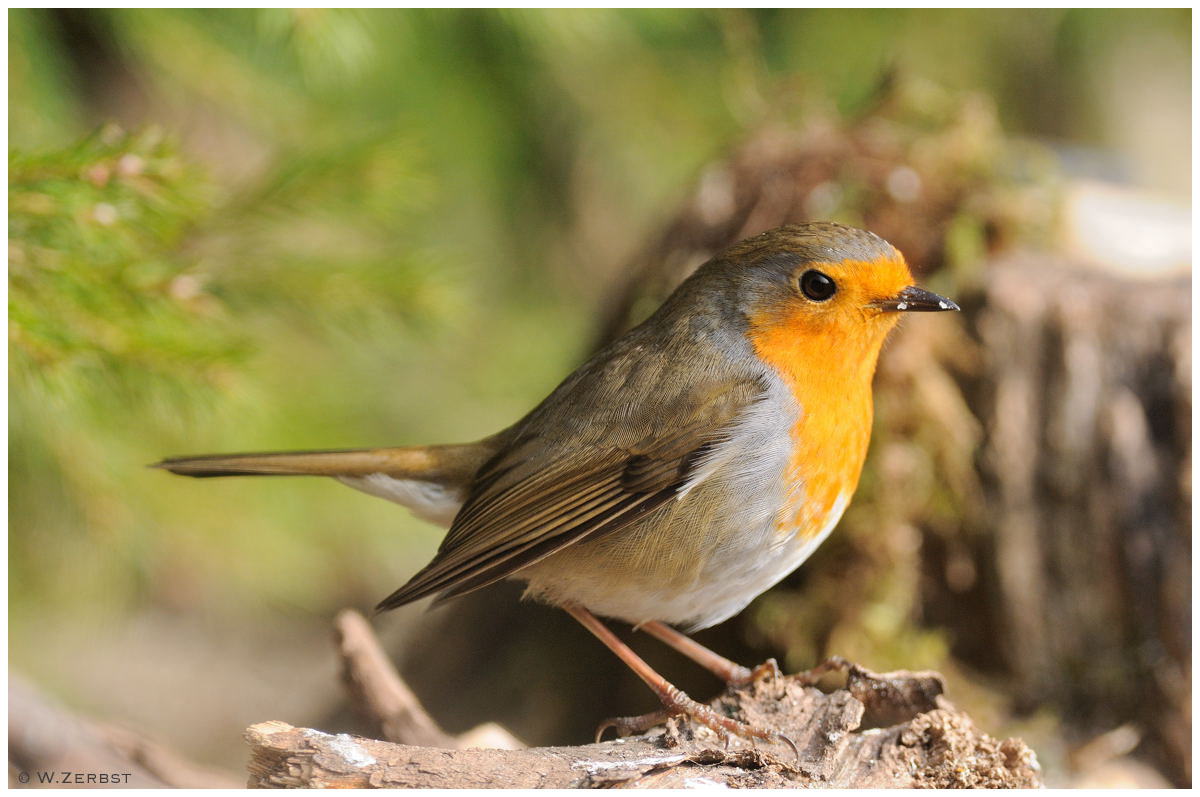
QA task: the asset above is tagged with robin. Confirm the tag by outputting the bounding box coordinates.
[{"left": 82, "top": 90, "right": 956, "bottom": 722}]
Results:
[{"left": 157, "top": 222, "right": 958, "bottom": 752}]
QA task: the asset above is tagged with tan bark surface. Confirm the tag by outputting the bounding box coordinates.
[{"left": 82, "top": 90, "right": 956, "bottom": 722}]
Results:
[{"left": 247, "top": 663, "right": 1040, "bottom": 788}]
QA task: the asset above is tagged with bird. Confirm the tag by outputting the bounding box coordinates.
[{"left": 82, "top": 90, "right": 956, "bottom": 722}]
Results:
[{"left": 156, "top": 222, "right": 959, "bottom": 751}]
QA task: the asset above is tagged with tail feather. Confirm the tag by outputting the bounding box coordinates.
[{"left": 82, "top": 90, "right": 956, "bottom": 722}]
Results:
[
  {"left": 153, "top": 441, "right": 505, "bottom": 525},
  {"left": 154, "top": 441, "right": 500, "bottom": 482},
  {"left": 154, "top": 447, "right": 449, "bottom": 478}
]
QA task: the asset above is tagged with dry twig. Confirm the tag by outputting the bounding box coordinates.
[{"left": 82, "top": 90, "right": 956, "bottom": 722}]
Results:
[{"left": 334, "top": 609, "right": 522, "bottom": 751}]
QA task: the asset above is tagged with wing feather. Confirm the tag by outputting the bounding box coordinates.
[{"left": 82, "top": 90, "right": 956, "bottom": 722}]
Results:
[{"left": 375, "top": 371, "right": 765, "bottom": 612}]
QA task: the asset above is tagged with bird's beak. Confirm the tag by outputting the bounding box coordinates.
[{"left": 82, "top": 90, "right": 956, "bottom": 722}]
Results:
[{"left": 873, "top": 285, "right": 960, "bottom": 313}]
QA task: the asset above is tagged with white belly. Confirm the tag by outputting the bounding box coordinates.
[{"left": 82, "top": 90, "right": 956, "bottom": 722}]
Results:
[
  {"left": 676, "top": 488, "right": 850, "bottom": 628},
  {"left": 525, "top": 485, "right": 850, "bottom": 632}
]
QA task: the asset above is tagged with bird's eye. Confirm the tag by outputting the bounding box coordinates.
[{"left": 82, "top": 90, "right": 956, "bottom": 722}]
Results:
[{"left": 799, "top": 270, "right": 837, "bottom": 302}]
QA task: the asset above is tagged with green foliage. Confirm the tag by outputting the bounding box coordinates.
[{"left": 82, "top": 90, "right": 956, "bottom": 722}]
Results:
[{"left": 10, "top": 126, "right": 244, "bottom": 405}]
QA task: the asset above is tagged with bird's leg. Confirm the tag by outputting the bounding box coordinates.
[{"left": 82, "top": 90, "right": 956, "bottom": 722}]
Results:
[
  {"left": 638, "top": 621, "right": 781, "bottom": 687},
  {"left": 564, "top": 603, "right": 796, "bottom": 761}
]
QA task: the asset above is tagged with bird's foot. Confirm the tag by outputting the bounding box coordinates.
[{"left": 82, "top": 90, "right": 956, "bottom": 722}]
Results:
[
  {"left": 597, "top": 684, "right": 798, "bottom": 763},
  {"left": 726, "top": 657, "right": 782, "bottom": 688},
  {"left": 595, "top": 709, "right": 670, "bottom": 742}
]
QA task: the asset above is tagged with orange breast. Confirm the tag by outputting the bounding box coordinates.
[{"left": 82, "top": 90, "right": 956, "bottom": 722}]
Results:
[{"left": 748, "top": 309, "right": 880, "bottom": 541}]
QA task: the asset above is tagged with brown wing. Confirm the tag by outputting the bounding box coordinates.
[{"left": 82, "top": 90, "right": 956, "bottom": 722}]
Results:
[{"left": 375, "top": 376, "right": 762, "bottom": 611}]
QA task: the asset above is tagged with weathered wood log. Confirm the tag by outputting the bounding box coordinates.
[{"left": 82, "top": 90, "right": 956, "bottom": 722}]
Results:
[{"left": 246, "top": 663, "right": 1040, "bottom": 788}]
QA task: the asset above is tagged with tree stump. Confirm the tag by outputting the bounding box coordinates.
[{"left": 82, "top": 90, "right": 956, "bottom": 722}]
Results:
[{"left": 928, "top": 254, "right": 1191, "bottom": 784}]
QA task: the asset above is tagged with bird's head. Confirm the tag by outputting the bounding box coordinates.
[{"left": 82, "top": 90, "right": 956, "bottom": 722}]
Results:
[
  {"left": 713, "top": 222, "right": 956, "bottom": 340},
  {"left": 700, "top": 222, "right": 959, "bottom": 383}
]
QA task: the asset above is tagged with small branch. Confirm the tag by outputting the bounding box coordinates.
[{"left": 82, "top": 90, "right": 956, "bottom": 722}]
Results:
[
  {"left": 246, "top": 664, "right": 1041, "bottom": 788},
  {"left": 333, "top": 609, "right": 522, "bottom": 751},
  {"left": 334, "top": 609, "right": 458, "bottom": 748}
]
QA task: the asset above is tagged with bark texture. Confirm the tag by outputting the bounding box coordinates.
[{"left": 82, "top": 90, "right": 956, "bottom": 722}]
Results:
[
  {"left": 938, "top": 255, "right": 1190, "bottom": 782},
  {"left": 247, "top": 664, "right": 1040, "bottom": 788}
]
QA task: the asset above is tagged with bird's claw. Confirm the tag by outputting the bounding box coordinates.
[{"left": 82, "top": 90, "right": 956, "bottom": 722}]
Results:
[
  {"left": 661, "top": 687, "right": 800, "bottom": 765},
  {"left": 595, "top": 709, "right": 671, "bottom": 743},
  {"left": 724, "top": 657, "right": 786, "bottom": 701},
  {"left": 776, "top": 731, "right": 800, "bottom": 765},
  {"left": 752, "top": 657, "right": 783, "bottom": 683}
]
